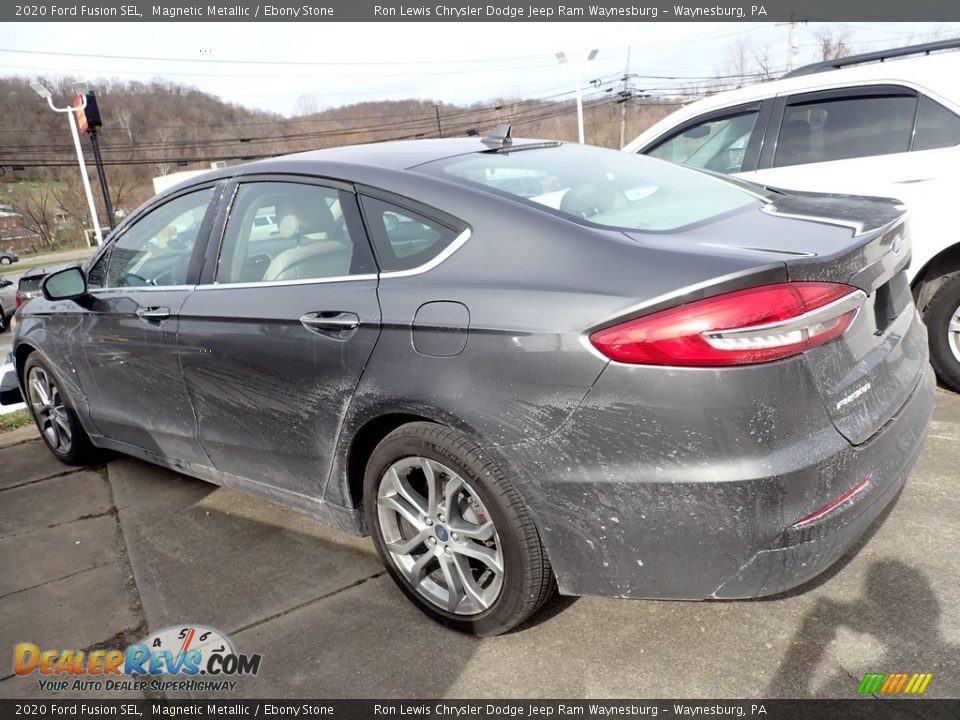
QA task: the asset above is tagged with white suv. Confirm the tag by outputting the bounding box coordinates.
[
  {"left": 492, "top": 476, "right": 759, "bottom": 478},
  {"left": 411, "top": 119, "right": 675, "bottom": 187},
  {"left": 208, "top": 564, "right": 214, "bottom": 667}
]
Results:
[{"left": 625, "top": 40, "right": 960, "bottom": 390}]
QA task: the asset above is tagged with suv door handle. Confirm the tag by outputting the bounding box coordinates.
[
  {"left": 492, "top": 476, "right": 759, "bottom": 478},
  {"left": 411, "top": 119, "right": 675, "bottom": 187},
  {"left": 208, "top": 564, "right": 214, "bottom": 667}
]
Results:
[
  {"left": 300, "top": 311, "right": 360, "bottom": 335},
  {"left": 136, "top": 306, "right": 170, "bottom": 322}
]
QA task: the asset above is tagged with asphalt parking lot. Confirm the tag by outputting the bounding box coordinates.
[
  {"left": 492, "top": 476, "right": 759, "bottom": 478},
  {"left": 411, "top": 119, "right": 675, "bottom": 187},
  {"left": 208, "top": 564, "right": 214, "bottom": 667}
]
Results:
[{"left": 0, "top": 390, "right": 958, "bottom": 700}]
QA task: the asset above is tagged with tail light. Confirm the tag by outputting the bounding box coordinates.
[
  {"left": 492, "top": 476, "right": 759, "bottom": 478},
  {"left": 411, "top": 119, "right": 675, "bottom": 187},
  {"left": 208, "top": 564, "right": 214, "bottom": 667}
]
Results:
[
  {"left": 589, "top": 282, "right": 865, "bottom": 366},
  {"left": 15, "top": 292, "right": 25, "bottom": 308}
]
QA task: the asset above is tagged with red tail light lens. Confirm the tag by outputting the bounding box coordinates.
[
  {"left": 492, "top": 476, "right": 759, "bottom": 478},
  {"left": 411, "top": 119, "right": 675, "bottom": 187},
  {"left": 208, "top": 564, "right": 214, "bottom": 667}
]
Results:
[
  {"left": 15, "top": 292, "right": 25, "bottom": 308},
  {"left": 589, "top": 282, "right": 863, "bottom": 366}
]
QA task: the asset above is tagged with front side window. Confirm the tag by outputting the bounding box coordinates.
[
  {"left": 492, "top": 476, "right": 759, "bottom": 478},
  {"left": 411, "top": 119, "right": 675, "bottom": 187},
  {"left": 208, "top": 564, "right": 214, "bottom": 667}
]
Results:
[
  {"left": 216, "top": 181, "right": 371, "bottom": 284},
  {"left": 647, "top": 110, "right": 759, "bottom": 174},
  {"left": 774, "top": 93, "right": 917, "bottom": 168},
  {"left": 89, "top": 187, "right": 214, "bottom": 289}
]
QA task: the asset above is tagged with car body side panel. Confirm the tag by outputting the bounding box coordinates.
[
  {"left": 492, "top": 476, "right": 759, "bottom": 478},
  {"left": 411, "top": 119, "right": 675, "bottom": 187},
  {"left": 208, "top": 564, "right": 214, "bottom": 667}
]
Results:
[{"left": 178, "top": 279, "right": 382, "bottom": 500}]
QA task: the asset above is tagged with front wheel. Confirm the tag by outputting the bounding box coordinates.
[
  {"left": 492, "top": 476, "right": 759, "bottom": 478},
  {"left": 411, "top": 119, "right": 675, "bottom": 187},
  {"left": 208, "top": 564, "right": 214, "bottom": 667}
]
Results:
[
  {"left": 364, "top": 422, "right": 554, "bottom": 636},
  {"left": 23, "top": 355, "right": 97, "bottom": 465},
  {"left": 0, "top": 257, "right": 11, "bottom": 265},
  {"left": 923, "top": 272, "right": 960, "bottom": 392}
]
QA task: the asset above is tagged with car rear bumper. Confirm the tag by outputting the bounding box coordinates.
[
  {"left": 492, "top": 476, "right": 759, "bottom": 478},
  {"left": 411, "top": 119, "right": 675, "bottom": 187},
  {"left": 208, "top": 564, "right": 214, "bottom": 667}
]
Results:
[{"left": 490, "top": 355, "right": 934, "bottom": 600}]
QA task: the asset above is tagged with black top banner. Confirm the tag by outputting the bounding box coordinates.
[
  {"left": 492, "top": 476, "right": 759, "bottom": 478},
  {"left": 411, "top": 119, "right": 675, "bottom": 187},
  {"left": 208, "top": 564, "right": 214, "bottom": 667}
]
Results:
[
  {"left": 2, "top": 0, "right": 959, "bottom": 22},
  {"left": 1, "top": 700, "right": 959, "bottom": 720}
]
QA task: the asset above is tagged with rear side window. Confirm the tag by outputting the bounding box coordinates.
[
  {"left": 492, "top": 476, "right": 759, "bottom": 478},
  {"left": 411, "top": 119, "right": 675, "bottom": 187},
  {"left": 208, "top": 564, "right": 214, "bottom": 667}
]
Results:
[
  {"left": 914, "top": 95, "right": 960, "bottom": 151},
  {"left": 773, "top": 93, "right": 917, "bottom": 167},
  {"left": 647, "top": 110, "right": 759, "bottom": 174},
  {"left": 360, "top": 196, "right": 462, "bottom": 273},
  {"left": 216, "top": 181, "right": 374, "bottom": 284}
]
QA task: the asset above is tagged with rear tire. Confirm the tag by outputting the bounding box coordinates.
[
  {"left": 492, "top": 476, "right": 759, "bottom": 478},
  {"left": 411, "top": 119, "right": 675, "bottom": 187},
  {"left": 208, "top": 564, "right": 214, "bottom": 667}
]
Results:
[
  {"left": 0, "top": 307, "right": 6, "bottom": 333},
  {"left": 0, "top": 257, "right": 11, "bottom": 265},
  {"left": 23, "top": 354, "right": 98, "bottom": 465},
  {"left": 364, "top": 422, "right": 554, "bottom": 636},
  {"left": 923, "top": 272, "right": 960, "bottom": 392}
]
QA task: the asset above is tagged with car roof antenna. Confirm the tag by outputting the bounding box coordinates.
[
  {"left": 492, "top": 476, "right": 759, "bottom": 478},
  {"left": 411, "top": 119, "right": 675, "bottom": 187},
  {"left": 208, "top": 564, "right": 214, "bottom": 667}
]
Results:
[{"left": 481, "top": 124, "right": 512, "bottom": 149}]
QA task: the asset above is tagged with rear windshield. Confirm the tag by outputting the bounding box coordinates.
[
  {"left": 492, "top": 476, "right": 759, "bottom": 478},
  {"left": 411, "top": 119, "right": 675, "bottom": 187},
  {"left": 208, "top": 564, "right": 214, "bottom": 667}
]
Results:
[
  {"left": 18, "top": 276, "right": 43, "bottom": 292},
  {"left": 418, "top": 143, "right": 769, "bottom": 232}
]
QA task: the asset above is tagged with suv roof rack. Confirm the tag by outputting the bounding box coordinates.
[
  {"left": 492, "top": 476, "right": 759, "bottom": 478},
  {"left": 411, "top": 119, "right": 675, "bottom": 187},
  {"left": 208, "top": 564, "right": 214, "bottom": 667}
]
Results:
[{"left": 782, "top": 38, "right": 960, "bottom": 79}]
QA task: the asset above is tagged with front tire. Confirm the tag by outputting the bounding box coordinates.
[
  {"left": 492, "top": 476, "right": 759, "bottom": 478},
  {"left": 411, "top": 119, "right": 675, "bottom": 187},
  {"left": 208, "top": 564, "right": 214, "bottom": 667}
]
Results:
[
  {"left": 0, "top": 257, "right": 11, "bottom": 265},
  {"left": 0, "top": 307, "right": 6, "bottom": 333},
  {"left": 364, "top": 422, "right": 554, "bottom": 636},
  {"left": 923, "top": 271, "right": 960, "bottom": 392},
  {"left": 23, "top": 355, "right": 97, "bottom": 465}
]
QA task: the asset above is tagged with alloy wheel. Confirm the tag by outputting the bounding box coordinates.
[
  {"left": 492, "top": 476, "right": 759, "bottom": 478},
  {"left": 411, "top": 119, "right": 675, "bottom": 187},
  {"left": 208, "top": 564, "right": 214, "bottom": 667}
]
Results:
[
  {"left": 27, "top": 366, "right": 73, "bottom": 455},
  {"left": 377, "top": 456, "right": 504, "bottom": 616},
  {"left": 948, "top": 304, "right": 960, "bottom": 365}
]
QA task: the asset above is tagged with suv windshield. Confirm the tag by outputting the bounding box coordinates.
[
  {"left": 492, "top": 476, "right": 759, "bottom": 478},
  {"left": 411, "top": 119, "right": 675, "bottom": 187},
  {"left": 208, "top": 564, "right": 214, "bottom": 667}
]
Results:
[{"left": 418, "top": 143, "right": 769, "bottom": 232}]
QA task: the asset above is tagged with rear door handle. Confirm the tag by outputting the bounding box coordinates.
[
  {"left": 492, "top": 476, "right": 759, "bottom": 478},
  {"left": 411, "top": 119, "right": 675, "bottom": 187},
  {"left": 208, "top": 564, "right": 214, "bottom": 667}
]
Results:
[
  {"left": 300, "top": 311, "right": 360, "bottom": 335},
  {"left": 136, "top": 306, "right": 170, "bottom": 322}
]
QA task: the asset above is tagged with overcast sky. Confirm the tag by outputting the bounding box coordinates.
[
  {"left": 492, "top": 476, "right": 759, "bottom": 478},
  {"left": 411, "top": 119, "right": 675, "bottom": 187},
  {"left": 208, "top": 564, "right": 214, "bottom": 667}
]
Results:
[{"left": 1, "top": 22, "right": 958, "bottom": 115}]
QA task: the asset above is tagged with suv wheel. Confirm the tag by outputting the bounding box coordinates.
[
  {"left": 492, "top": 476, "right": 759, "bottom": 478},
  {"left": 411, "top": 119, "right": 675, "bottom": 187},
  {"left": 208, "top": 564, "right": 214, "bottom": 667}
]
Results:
[
  {"left": 364, "top": 422, "right": 554, "bottom": 636},
  {"left": 923, "top": 271, "right": 960, "bottom": 392}
]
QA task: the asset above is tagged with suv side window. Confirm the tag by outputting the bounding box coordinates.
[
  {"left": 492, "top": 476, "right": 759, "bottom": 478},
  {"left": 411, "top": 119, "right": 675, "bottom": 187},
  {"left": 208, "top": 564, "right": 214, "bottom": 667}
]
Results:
[
  {"left": 647, "top": 110, "right": 759, "bottom": 174},
  {"left": 89, "top": 187, "right": 214, "bottom": 289},
  {"left": 914, "top": 95, "right": 960, "bottom": 151},
  {"left": 773, "top": 92, "right": 917, "bottom": 167},
  {"left": 361, "top": 196, "right": 463, "bottom": 273},
  {"left": 215, "top": 181, "right": 374, "bottom": 284}
]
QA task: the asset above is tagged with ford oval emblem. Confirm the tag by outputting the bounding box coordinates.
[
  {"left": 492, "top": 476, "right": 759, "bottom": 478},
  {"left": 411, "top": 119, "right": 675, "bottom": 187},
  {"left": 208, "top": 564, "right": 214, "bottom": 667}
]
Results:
[{"left": 891, "top": 235, "right": 903, "bottom": 256}]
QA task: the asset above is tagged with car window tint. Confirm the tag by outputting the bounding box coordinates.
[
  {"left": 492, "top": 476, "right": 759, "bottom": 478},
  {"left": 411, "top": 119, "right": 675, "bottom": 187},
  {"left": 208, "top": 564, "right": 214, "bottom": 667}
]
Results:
[
  {"left": 913, "top": 95, "right": 960, "bottom": 151},
  {"left": 361, "top": 196, "right": 460, "bottom": 273},
  {"left": 420, "top": 144, "right": 768, "bottom": 233},
  {"left": 647, "top": 110, "right": 759, "bottom": 174},
  {"left": 105, "top": 188, "right": 213, "bottom": 288},
  {"left": 216, "top": 181, "right": 365, "bottom": 284},
  {"left": 774, "top": 94, "right": 917, "bottom": 168}
]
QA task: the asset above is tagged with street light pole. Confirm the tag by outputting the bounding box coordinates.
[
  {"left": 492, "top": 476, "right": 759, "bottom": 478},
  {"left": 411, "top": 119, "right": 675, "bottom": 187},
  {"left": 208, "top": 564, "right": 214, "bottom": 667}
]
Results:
[
  {"left": 557, "top": 49, "right": 598, "bottom": 144},
  {"left": 29, "top": 81, "right": 103, "bottom": 246}
]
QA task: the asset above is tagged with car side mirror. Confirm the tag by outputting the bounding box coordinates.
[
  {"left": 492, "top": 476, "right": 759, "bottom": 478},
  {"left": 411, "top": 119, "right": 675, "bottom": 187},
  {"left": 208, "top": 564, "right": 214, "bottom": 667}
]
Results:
[{"left": 41, "top": 266, "right": 88, "bottom": 301}]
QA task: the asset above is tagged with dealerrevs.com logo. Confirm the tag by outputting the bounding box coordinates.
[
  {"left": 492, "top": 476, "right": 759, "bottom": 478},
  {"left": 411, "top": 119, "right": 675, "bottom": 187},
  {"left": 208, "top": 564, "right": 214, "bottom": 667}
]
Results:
[{"left": 13, "top": 625, "right": 262, "bottom": 693}]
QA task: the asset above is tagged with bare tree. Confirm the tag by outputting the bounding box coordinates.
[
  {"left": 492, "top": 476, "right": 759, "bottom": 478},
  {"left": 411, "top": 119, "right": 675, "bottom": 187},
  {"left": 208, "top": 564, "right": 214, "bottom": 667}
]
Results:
[
  {"left": 753, "top": 46, "right": 776, "bottom": 81},
  {"left": 112, "top": 106, "right": 134, "bottom": 144},
  {"left": 7, "top": 184, "right": 60, "bottom": 249},
  {"left": 816, "top": 28, "right": 852, "bottom": 61},
  {"left": 154, "top": 128, "right": 174, "bottom": 177}
]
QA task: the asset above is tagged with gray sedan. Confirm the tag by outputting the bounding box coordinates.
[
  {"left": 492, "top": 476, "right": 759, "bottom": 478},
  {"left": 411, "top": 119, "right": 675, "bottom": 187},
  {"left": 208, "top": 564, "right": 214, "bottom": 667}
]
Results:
[{"left": 7, "top": 131, "right": 933, "bottom": 635}]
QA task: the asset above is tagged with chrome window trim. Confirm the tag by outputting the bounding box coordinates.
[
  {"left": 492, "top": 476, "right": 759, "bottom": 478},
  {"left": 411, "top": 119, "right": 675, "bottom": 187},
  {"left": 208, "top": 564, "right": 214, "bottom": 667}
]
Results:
[
  {"left": 89, "top": 285, "right": 196, "bottom": 294},
  {"left": 378, "top": 228, "right": 471, "bottom": 279},
  {"left": 194, "top": 274, "right": 378, "bottom": 291}
]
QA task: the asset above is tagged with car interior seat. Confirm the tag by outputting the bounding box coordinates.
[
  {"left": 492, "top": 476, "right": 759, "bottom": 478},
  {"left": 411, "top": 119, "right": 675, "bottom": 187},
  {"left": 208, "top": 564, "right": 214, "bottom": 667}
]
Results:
[{"left": 262, "top": 201, "right": 352, "bottom": 282}]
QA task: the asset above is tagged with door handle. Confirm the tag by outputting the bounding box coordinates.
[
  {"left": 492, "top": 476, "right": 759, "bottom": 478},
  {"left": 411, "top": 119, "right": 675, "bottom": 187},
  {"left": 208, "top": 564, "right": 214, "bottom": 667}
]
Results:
[
  {"left": 136, "top": 306, "right": 171, "bottom": 322},
  {"left": 300, "top": 311, "right": 360, "bottom": 335}
]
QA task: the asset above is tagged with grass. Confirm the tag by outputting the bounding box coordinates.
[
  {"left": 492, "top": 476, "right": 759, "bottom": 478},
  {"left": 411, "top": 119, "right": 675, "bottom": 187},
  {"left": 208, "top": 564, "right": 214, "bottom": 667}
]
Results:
[
  {"left": 0, "top": 248, "right": 95, "bottom": 277},
  {"left": 0, "top": 409, "right": 33, "bottom": 433}
]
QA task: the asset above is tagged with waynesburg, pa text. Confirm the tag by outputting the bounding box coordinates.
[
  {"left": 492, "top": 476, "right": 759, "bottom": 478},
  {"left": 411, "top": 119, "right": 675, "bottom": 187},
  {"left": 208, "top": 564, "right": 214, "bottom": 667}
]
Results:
[{"left": 372, "top": 4, "right": 768, "bottom": 18}]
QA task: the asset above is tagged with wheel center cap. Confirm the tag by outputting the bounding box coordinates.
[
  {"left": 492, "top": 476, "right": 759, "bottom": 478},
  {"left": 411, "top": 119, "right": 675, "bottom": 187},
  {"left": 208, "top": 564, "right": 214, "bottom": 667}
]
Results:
[{"left": 434, "top": 525, "right": 449, "bottom": 542}]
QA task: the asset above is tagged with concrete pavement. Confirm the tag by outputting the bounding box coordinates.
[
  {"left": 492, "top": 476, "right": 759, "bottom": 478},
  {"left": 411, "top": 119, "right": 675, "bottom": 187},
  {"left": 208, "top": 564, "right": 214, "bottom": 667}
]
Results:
[{"left": 0, "top": 392, "right": 958, "bottom": 699}]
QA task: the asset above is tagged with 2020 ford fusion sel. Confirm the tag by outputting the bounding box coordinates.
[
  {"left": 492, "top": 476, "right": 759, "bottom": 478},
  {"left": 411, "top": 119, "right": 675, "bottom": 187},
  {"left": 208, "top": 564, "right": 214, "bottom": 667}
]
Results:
[{"left": 8, "top": 131, "right": 933, "bottom": 635}]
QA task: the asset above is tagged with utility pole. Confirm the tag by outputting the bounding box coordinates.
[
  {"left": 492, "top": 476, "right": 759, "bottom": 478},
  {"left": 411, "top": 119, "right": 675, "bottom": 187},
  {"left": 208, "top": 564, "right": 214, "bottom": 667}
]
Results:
[
  {"left": 433, "top": 104, "right": 443, "bottom": 138},
  {"left": 619, "top": 46, "right": 632, "bottom": 149},
  {"left": 777, "top": 15, "right": 801, "bottom": 73}
]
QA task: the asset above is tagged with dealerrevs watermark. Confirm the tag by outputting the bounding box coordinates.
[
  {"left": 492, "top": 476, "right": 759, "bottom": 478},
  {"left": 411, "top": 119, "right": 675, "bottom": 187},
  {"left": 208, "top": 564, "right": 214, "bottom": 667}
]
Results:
[{"left": 12, "top": 625, "right": 261, "bottom": 693}]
